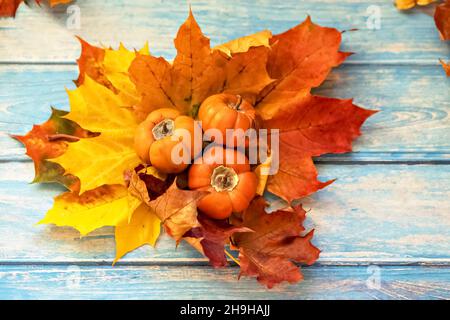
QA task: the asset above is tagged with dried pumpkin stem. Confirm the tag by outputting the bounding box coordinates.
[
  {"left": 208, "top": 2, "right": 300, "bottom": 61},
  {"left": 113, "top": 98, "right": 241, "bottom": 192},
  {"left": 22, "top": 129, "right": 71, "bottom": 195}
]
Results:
[
  {"left": 210, "top": 165, "right": 239, "bottom": 192},
  {"left": 228, "top": 95, "right": 243, "bottom": 111},
  {"left": 152, "top": 118, "right": 175, "bottom": 140}
]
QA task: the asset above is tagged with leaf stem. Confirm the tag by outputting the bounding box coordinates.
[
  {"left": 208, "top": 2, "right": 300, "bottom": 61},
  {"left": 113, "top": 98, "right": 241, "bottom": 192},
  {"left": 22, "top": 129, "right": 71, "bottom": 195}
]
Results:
[
  {"left": 225, "top": 248, "right": 240, "bottom": 266},
  {"left": 47, "top": 134, "right": 80, "bottom": 142}
]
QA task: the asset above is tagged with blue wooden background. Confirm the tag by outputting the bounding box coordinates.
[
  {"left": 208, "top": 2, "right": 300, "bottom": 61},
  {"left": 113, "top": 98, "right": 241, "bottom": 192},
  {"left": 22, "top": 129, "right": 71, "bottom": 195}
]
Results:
[{"left": 0, "top": 0, "right": 449, "bottom": 299}]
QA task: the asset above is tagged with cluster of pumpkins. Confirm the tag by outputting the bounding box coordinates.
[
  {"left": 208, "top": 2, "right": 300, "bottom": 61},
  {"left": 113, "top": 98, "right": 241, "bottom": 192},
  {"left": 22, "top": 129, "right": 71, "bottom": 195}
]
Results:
[{"left": 134, "top": 93, "right": 259, "bottom": 220}]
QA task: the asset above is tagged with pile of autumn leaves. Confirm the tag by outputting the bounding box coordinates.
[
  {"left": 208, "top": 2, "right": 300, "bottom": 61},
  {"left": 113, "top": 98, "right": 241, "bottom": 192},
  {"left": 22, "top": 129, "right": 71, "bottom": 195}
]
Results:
[{"left": 14, "top": 12, "right": 375, "bottom": 288}]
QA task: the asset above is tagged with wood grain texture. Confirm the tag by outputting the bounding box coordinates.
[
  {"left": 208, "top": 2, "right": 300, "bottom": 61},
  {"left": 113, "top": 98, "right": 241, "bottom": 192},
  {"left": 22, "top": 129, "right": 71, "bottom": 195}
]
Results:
[
  {"left": 0, "top": 0, "right": 448, "bottom": 64},
  {"left": 1, "top": 64, "right": 448, "bottom": 162},
  {"left": 0, "top": 0, "right": 449, "bottom": 300},
  {"left": 0, "top": 265, "right": 449, "bottom": 300},
  {"left": 0, "top": 162, "right": 448, "bottom": 264}
]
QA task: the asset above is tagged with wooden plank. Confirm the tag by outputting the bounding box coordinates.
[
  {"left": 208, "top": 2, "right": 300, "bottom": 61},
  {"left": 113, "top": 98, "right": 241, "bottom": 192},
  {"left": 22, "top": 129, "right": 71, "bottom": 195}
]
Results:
[
  {"left": 0, "top": 265, "right": 449, "bottom": 299},
  {"left": 0, "top": 162, "right": 448, "bottom": 264},
  {"left": 0, "top": 0, "right": 447, "bottom": 64},
  {"left": 1, "top": 64, "right": 449, "bottom": 162}
]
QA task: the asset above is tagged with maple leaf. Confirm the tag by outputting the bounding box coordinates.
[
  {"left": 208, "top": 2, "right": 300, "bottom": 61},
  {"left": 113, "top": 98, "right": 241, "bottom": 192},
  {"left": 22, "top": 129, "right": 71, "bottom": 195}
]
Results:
[
  {"left": 147, "top": 183, "right": 207, "bottom": 242},
  {"left": 51, "top": 76, "right": 142, "bottom": 194},
  {"left": 254, "top": 20, "right": 376, "bottom": 202},
  {"left": 395, "top": 0, "right": 436, "bottom": 10},
  {"left": 265, "top": 152, "right": 333, "bottom": 203},
  {"left": 232, "top": 197, "right": 320, "bottom": 288},
  {"left": 124, "top": 166, "right": 173, "bottom": 219},
  {"left": 184, "top": 214, "right": 251, "bottom": 267},
  {"left": 213, "top": 30, "right": 272, "bottom": 57},
  {"left": 46, "top": 0, "right": 72, "bottom": 7},
  {"left": 75, "top": 39, "right": 150, "bottom": 107},
  {"left": 255, "top": 17, "right": 350, "bottom": 120},
  {"left": 0, "top": 0, "right": 72, "bottom": 17},
  {"left": 104, "top": 43, "right": 150, "bottom": 106},
  {"left": 0, "top": 0, "right": 22, "bottom": 17},
  {"left": 263, "top": 99, "right": 374, "bottom": 200},
  {"left": 114, "top": 203, "right": 161, "bottom": 264},
  {"left": 12, "top": 107, "right": 94, "bottom": 191},
  {"left": 74, "top": 38, "right": 111, "bottom": 89},
  {"left": 129, "top": 166, "right": 174, "bottom": 200},
  {"left": 128, "top": 10, "right": 273, "bottom": 120},
  {"left": 114, "top": 166, "right": 177, "bottom": 263},
  {"left": 39, "top": 184, "right": 139, "bottom": 236},
  {"left": 435, "top": 0, "right": 450, "bottom": 40},
  {"left": 53, "top": 134, "right": 141, "bottom": 194},
  {"left": 440, "top": 59, "right": 450, "bottom": 76}
]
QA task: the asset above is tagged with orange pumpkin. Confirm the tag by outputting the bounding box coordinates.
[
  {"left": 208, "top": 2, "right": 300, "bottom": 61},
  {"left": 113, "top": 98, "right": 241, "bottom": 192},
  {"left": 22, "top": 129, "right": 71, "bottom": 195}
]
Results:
[
  {"left": 134, "top": 108, "right": 198, "bottom": 173},
  {"left": 198, "top": 93, "right": 255, "bottom": 147},
  {"left": 188, "top": 146, "right": 257, "bottom": 219}
]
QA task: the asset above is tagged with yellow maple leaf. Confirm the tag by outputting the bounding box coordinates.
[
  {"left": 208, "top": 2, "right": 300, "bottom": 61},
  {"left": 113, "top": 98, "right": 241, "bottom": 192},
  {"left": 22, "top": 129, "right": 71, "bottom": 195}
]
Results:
[
  {"left": 214, "top": 30, "right": 272, "bottom": 57},
  {"left": 39, "top": 185, "right": 139, "bottom": 236},
  {"left": 395, "top": 0, "right": 436, "bottom": 10},
  {"left": 51, "top": 76, "right": 141, "bottom": 194},
  {"left": 114, "top": 203, "right": 161, "bottom": 264},
  {"left": 104, "top": 43, "right": 150, "bottom": 106},
  {"left": 64, "top": 76, "right": 137, "bottom": 136},
  {"left": 53, "top": 134, "right": 141, "bottom": 194}
]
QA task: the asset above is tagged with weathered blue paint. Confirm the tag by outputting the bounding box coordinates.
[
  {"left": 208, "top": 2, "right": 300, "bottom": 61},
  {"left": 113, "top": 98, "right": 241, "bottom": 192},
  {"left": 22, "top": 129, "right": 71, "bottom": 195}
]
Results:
[
  {"left": 0, "top": 0, "right": 448, "bottom": 299},
  {"left": 0, "top": 265, "right": 449, "bottom": 300},
  {"left": 0, "top": 0, "right": 448, "bottom": 63}
]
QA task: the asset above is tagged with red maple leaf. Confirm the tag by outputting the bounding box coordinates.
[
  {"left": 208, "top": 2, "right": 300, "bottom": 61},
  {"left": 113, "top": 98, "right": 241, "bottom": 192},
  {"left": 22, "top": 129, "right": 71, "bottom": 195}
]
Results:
[
  {"left": 184, "top": 213, "right": 252, "bottom": 267},
  {"left": 435, "top": 0, "right": 450, "bottom": 40},
  {"left": 254, "top": 18, "right": 376, "bottom": 202},
  {"left": 232, "top": 197, "right": 320, "bottom": 288}
]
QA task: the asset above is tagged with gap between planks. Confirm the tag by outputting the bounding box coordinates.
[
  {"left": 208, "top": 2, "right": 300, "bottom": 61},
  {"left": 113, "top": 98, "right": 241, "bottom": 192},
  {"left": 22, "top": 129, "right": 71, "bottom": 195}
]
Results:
[
  {"left": 1, "top": 258, "right": 450, "bottom": 267},
  {"left": 1, "top": 158, "right": 450, "bottom": 165}
]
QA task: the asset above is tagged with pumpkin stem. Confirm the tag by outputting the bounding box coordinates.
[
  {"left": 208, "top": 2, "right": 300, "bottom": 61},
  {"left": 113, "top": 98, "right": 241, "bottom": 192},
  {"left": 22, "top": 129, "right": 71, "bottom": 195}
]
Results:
[
  {"left": 152, "top": 118, "right": 175, "bottom": 140},
  {"left": 210, "top": 165, "right": 239, "bottom": 192},
  {"left": 228, "top": 95, "right": 243, "bottom": 111}
]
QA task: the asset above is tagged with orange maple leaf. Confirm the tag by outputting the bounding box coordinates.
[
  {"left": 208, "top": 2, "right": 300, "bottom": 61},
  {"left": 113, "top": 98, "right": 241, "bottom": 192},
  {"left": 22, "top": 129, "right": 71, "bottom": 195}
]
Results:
[
  {"left": 128, "top": 11, "right": 273, "bottom": 119},
  {"left": 440, "top": 59, "right": 450, "bottom": 76},
  {"left": 74, "top": 37, "right": 113, "bottom": 89},
  {"left": 147, "top": 182, "right": 208, "bottom": 242},
  {"left": 12, "top": 108, "right": 94, "bottom": 191}
]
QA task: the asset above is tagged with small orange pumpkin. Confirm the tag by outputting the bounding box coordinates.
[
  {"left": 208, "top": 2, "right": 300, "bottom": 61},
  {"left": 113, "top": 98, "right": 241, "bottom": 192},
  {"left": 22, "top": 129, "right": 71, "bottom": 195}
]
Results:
[
  {"left": 134, "top": 108, "right": 198, "bottom": 173},
  {"left": 198, "top": 93, "right": 255, "bottom": 147},
  {"left": 188, "top": 146, "right": 257, "bottom": 219}
]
